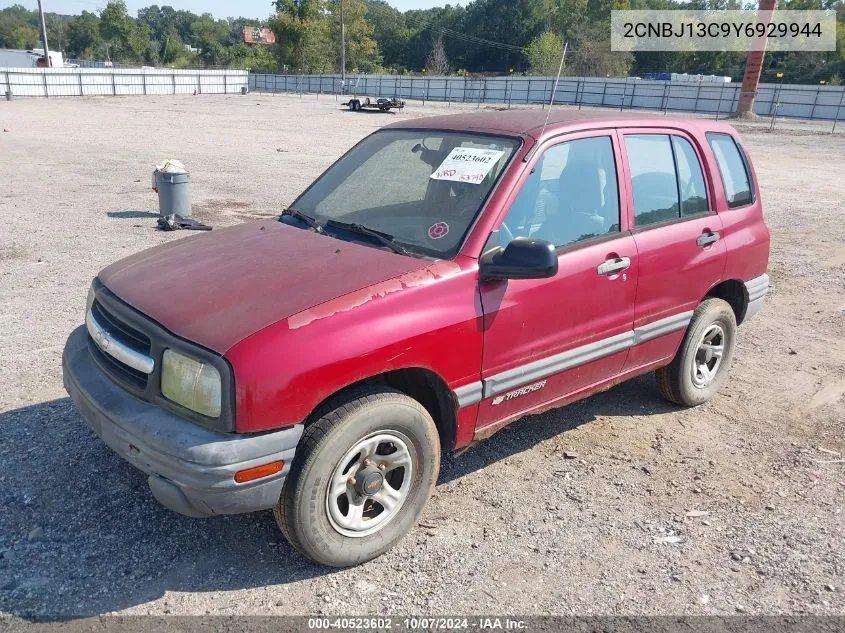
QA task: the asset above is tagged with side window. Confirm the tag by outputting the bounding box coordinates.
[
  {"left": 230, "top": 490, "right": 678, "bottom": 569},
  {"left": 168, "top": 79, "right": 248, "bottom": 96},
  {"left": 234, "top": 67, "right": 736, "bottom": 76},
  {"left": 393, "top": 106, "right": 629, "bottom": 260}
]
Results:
[
  {"left": 672, "top": 136, "right": 709, "bottom": 217},
  {"left": 625, "top": 134, "right": 679, "bottom": 227},
  {"left": 707, "top": 133, "right": 753, "bottom": 208},
  {"left": 500, "top": 136, "right": 620, "bottom": 249}
]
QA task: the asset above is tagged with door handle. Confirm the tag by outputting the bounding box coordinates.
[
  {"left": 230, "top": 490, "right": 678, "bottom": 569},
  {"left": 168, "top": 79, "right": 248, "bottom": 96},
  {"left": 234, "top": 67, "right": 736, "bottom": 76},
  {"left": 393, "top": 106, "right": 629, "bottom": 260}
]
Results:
[
  {"left": 697, "top": 231, "right": 720, "bottom": 248},
  {"left": 597, "top": 257, "right": 631, "bottom": 276}
]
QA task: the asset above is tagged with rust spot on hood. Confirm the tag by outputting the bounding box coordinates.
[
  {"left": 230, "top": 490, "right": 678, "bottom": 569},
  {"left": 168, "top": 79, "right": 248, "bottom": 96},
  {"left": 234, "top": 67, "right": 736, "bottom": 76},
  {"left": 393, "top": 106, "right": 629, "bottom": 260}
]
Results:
[{"left": 288, "top": 260, "right": 463, "bottom": 330}]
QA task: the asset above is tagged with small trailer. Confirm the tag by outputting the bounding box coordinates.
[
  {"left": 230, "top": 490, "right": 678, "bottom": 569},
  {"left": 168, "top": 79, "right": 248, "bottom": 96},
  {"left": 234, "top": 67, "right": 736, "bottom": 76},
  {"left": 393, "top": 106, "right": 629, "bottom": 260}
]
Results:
[{"left": 345, "top": 96, "right": 406, "bottom": 112}]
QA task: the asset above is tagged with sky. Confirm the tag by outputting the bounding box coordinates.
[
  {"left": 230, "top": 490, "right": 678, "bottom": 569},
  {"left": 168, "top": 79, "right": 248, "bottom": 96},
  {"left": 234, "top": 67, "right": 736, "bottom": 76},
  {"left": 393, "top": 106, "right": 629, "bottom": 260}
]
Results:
[{"left": 10, "top": 0, "right": 465, "bottom": 20}]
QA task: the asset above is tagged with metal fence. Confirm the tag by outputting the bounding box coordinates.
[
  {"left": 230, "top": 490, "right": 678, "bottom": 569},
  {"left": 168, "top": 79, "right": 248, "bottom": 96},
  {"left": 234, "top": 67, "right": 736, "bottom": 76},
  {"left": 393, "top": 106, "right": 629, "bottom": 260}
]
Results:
[
  {"left": 1, "top": 67, "right": 249, "bottom": 98},
  {"left": 250, "top": 73, "right": 845, "bottom": 123}
]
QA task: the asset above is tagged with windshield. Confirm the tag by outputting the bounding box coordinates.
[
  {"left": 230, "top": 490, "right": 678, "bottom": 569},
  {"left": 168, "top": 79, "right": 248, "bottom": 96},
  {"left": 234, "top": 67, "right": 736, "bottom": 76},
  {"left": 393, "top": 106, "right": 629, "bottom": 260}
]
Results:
[{"left": 286, "top": 129, "right": 519, "bottom": 258}]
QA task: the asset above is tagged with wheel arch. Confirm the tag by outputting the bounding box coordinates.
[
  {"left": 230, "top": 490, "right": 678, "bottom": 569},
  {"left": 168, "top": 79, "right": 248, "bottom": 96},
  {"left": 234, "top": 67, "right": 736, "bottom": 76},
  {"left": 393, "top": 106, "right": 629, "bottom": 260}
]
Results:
[
  {"left": 704, "top": 279, "right": 748, "bottom": 324},
  {"left": 304, "top": 367, "right": 459, "bottom": 453}
]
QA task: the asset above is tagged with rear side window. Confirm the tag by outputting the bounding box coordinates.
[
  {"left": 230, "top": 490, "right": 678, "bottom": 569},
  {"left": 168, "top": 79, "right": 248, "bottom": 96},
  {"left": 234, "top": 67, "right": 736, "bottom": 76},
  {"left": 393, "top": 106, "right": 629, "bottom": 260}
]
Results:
[
  {"left": 625, "top": 134, "right": 679, "bottom": 227},
  {"left": 672, "top": 137, "right": 709, "bottom": 217},
  {"left": 625, "top": 134, "right": 711, "bottom": 228},
  {"left": 707, "top": 133, "right": 753, "bottom": 208}
]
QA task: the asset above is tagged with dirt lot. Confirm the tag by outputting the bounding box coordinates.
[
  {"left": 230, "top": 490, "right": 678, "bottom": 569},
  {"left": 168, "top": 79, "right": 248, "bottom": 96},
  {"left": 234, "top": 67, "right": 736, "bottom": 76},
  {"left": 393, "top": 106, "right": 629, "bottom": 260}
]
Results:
[{"left": 0, "top": 94, "right": 843, "bottom": 619}]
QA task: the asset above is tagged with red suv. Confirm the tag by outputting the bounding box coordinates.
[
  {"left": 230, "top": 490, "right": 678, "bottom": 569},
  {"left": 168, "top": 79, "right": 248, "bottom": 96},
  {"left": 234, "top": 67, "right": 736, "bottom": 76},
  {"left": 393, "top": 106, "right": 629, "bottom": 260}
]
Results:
[{"left": 63, "top": 110, "right": 770, "bottom": 567}]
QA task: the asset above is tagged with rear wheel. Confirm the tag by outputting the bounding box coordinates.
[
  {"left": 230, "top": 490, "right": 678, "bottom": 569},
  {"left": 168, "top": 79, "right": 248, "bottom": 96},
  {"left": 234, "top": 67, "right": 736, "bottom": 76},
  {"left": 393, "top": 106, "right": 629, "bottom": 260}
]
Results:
[
  {"left": 656, "top": 298, "right": 737, "bottom": 407},
  {"left": 275, "top": 387, "right": 440, "bottom": 567}
]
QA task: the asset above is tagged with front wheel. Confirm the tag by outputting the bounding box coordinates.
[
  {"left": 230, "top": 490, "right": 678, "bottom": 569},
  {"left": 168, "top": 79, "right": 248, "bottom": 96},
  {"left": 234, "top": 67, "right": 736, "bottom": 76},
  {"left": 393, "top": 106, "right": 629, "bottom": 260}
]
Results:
[
  {"left": 275, "top": 387, "right": 440, "bottom": 567},
  {"left": 656, "top": 298, "right": 737, "bottom": 407}
]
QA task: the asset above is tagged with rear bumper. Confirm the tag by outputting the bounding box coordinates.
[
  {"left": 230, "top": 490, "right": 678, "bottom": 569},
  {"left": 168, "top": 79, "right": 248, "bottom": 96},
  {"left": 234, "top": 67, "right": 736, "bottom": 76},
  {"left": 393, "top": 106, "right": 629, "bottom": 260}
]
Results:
[
  {"left": 743, "top": 273, "right": 770, "bottom": 322},
  {"left": 62, "top": 325, "right": 303, "bottom": 517}
]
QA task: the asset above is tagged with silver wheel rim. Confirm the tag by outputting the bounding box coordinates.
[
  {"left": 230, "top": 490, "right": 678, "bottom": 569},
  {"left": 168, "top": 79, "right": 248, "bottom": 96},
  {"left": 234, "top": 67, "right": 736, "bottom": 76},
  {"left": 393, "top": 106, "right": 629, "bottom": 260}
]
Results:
[
  {"left": 325, "top": 431, "right": 414, "bottom": 538},
  {"left": 692, "top": 323, "right": 725, "bottom": 388}
]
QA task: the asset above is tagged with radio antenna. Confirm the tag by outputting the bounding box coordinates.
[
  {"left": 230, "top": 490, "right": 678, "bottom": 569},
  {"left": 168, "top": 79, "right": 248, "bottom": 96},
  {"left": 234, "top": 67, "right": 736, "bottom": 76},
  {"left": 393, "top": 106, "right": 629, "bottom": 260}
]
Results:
[{"left": 539, "top": 40, "right": 568, "bottom": 139}]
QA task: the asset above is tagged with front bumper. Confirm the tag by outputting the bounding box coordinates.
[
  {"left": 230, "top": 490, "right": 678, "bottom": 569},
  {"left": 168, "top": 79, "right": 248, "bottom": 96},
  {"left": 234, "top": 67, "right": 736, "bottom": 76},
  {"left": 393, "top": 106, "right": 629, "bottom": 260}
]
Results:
[{"left": 62, "top": 325, "right": 303, "bottom": 517}]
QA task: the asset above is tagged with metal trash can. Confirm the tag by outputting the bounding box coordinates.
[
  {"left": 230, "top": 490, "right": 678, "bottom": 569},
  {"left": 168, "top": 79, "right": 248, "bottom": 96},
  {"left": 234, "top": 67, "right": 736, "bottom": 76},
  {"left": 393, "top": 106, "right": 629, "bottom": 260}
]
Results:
[
  {"left": 4, "top": 91, "right": 11, "bottom": 101},
  {"left": 240, "top": 86, "right": 248, "bottom": 95},
  {"left": 152, "top": 160, "right": 191, "bottom": 218}
]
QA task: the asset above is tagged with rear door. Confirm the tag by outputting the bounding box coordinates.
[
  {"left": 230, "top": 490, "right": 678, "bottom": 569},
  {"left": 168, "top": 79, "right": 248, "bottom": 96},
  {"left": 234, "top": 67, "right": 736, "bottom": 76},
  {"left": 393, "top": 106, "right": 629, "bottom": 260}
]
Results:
[
  {"left": 619, "top": 129, "right": 727, "bottom": 371},
  {"left": 705, "top": 131, "right": 770, "bottom": 284},
  {"left": 476, "top": 131, "right": 637, "bottom": 431}
]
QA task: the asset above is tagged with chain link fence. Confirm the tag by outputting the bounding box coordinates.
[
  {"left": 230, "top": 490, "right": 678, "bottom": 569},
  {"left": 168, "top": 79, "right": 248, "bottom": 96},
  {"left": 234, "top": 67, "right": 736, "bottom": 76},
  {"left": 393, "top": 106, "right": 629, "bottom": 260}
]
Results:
[{"left": 250, "top": 73, "right": 845, "bottom": 129}]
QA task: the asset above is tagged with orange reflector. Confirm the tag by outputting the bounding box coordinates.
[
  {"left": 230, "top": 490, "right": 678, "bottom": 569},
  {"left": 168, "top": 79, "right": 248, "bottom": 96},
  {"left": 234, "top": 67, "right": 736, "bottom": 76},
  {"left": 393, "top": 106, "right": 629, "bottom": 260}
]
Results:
[{"left": 234, "top": 460, "right": 284, "bottom": 483}]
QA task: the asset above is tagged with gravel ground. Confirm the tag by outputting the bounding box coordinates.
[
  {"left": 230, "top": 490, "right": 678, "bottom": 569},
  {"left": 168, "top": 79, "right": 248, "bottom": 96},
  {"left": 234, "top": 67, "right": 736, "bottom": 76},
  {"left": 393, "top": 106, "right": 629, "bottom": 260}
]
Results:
[{"left": 0, "top": 94, "right": 843, "bottom": 619}]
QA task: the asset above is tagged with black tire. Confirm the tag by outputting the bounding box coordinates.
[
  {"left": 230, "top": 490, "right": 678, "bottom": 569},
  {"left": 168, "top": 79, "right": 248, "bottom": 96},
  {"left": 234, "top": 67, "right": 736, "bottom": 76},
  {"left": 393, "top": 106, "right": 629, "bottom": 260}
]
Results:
[
  {"left": 353, "top": 99, "right": 362, "bottom": 112},
  {"left": 656, "top": 298, "right": 737, "bottom": 407},
  {"left": 275, "top": 386, "right": 440, "bottom": 567}
]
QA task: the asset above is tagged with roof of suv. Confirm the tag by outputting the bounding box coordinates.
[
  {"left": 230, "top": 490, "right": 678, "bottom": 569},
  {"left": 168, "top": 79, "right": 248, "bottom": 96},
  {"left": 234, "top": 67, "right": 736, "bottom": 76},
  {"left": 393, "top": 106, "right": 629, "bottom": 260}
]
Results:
[{"left": 386, "top": 109, "right": 732, "bottom": 141}]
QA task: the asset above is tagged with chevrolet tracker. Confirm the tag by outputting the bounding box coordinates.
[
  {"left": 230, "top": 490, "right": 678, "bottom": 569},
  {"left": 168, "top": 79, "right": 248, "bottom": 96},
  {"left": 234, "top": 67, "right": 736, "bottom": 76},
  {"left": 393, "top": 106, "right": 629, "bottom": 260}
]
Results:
[{"left": 63, "top": 110, "right": 770, "bottom": 567}]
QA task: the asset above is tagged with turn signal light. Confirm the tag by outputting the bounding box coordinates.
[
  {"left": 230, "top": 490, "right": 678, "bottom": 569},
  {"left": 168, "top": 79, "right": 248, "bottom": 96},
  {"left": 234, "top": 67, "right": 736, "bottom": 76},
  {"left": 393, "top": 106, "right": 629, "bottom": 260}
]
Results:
[{"left": 234, "top": 461, "right": 284, "bottom": 484}]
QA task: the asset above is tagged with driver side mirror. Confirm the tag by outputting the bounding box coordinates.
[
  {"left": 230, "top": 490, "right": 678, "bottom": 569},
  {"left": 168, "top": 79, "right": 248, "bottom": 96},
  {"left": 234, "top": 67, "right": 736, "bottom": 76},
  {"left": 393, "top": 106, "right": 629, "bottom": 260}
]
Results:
[{"left": 479, "top": 237, "right": 558, "bottom": 282}]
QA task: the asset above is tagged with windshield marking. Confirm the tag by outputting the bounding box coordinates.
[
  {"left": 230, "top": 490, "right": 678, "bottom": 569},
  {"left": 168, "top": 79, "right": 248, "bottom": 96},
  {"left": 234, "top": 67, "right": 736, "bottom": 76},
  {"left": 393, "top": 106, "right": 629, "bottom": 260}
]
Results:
[{"left": 431, "top": 147, "right": 506, "bottom": 184}]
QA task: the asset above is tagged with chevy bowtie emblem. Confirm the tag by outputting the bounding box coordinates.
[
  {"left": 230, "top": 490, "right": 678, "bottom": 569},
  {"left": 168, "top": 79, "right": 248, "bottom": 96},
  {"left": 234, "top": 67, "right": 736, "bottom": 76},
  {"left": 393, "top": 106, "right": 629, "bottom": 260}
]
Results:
[{"left": 94, "top": 329, "right": 110, "bottom": 350}]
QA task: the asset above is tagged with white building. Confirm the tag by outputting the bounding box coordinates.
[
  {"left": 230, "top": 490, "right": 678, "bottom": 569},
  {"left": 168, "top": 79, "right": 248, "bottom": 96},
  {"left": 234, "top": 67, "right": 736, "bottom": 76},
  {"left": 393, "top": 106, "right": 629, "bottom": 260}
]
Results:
[{"left": 0, "top": 48, "right": 65, "bottom": 68}]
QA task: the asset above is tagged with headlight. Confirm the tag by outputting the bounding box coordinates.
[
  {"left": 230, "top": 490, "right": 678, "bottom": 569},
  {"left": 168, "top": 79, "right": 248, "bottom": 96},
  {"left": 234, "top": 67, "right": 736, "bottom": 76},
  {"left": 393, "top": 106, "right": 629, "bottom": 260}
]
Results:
[
  {"left": 86, "top": 285, "right": 95, "bottom": 316},
  {"left": 161, "top": 349, "right": 222, "bottom": 418}
]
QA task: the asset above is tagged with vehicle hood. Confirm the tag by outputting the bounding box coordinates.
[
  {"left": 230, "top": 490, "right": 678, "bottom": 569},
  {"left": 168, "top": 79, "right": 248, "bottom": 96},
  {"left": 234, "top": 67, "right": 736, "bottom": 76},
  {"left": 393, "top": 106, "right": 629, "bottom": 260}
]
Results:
[{"left": 98, "top": 221, "right": 429, "bottom": 353}]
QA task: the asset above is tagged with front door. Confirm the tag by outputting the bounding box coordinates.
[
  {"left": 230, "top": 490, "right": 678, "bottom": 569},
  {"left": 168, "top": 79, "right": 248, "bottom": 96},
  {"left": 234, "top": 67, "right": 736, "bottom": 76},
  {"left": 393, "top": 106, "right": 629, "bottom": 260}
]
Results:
[{"left": 477, "top": 131, "right": 637, "bottom": 431}]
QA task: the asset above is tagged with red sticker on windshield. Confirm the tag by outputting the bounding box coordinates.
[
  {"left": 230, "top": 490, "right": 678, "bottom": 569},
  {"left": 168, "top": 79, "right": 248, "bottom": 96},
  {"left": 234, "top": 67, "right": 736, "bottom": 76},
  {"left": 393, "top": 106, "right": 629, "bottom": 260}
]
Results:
[{"left": 428, "top": 222, "right": 450, "bottom": 240}]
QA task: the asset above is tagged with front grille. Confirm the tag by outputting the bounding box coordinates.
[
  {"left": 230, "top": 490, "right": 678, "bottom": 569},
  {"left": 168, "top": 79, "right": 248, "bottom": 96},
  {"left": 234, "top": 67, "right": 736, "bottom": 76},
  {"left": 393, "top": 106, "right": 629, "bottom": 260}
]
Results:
[
  {"left": 88, "top": 299, "right": 152, "bottom": 391},
  {"left": 92, "top": 301, "right": 150, "bottom": 350}
]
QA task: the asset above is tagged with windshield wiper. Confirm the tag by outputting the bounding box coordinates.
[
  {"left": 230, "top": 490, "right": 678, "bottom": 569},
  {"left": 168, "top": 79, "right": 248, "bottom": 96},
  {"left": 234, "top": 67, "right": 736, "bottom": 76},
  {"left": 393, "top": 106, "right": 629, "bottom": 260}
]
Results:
[
  {"left": 324, "top": 220, "right": 412, "bottom": 256},
  {"left": 281, "top": 209, "right": 322, "bottom": 232}
]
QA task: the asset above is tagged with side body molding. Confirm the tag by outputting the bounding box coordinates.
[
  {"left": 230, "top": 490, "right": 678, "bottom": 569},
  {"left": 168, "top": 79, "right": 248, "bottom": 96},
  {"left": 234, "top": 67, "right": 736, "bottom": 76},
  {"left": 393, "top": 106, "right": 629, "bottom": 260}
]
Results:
[{"left": 453, "top": 310, "right": 695, "bottom": 408}]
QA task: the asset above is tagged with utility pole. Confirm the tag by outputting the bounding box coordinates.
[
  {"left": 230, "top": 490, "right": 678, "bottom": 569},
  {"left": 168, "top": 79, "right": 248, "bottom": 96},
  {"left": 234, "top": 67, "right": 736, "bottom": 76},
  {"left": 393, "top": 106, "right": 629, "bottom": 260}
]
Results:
[
  {"left": 37, "top": 0, "right": 51, "bottom": 67},
  {"left": 735, "top": 0, "right": 777, "bottom": 119},
  {"left": 340, "top": 0, "right": 346, "bottom": 91}
]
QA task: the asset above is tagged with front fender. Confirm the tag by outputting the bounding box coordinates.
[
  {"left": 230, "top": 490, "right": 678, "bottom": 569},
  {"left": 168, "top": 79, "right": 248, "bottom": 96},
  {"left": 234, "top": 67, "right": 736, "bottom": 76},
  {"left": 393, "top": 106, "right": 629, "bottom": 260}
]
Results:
[{"left": 225, "top": 261, "right": 483, "bottom": 433}]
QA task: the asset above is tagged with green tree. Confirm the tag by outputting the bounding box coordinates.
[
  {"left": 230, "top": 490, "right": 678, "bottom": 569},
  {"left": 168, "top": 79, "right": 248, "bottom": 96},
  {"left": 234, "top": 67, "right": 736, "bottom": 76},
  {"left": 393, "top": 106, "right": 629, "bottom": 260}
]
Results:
[
  {"left": 6, "top": 23, "right": 39, "bottom": 48},
  {"left": 525, "top": 31, "right": 563, "bottom": 75},
  {"left": 127, "top": 22, "right": 153, "bottom": 62},
  {"left": 462, "top": 0, "right": 544, "bottom": 72},
  {"left": 223, "top": 41, "right": 279, "bottom": 71},
  {"left": 0, "top": 4, "right": 35, "bottom": 48},
  {"left": 552, "top": 0, "right": 588, "bottom": 36},
  {"left": 67, "top": 11, "right": 102, "bottom": 58},
  {"left": 328, "top": 0, "right": 380, "bottom": 72},
  {"left": 190, "top": 13, "right": 229, "bottom": 65},
  {"left": 161, "top": 25, "right": 184, "bottom": 64},
  {"left": 401, "top": 5, "right": 467, "bottom": 71},
  {"left": 269, "top": 0, "right": 331, "bottom": 72},
  {"left": 566, "top": 21, "right": 632, "bottom": 77},
  {"left": 45, "top": 13, "right": 73, "bottom": 53},
  {"left": 364, "top": 0, "right": 412, "bottom": 70},
  {"left": 99, "top": 0, "right": 133, "bottom": 61}
]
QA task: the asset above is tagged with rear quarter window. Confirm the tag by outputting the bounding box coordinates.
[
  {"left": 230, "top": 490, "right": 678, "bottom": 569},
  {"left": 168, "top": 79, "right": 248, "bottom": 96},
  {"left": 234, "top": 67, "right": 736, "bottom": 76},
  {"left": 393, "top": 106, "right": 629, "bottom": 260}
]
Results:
[{"left": 707, "top": 133, "right": 754, "bottom": 209}]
